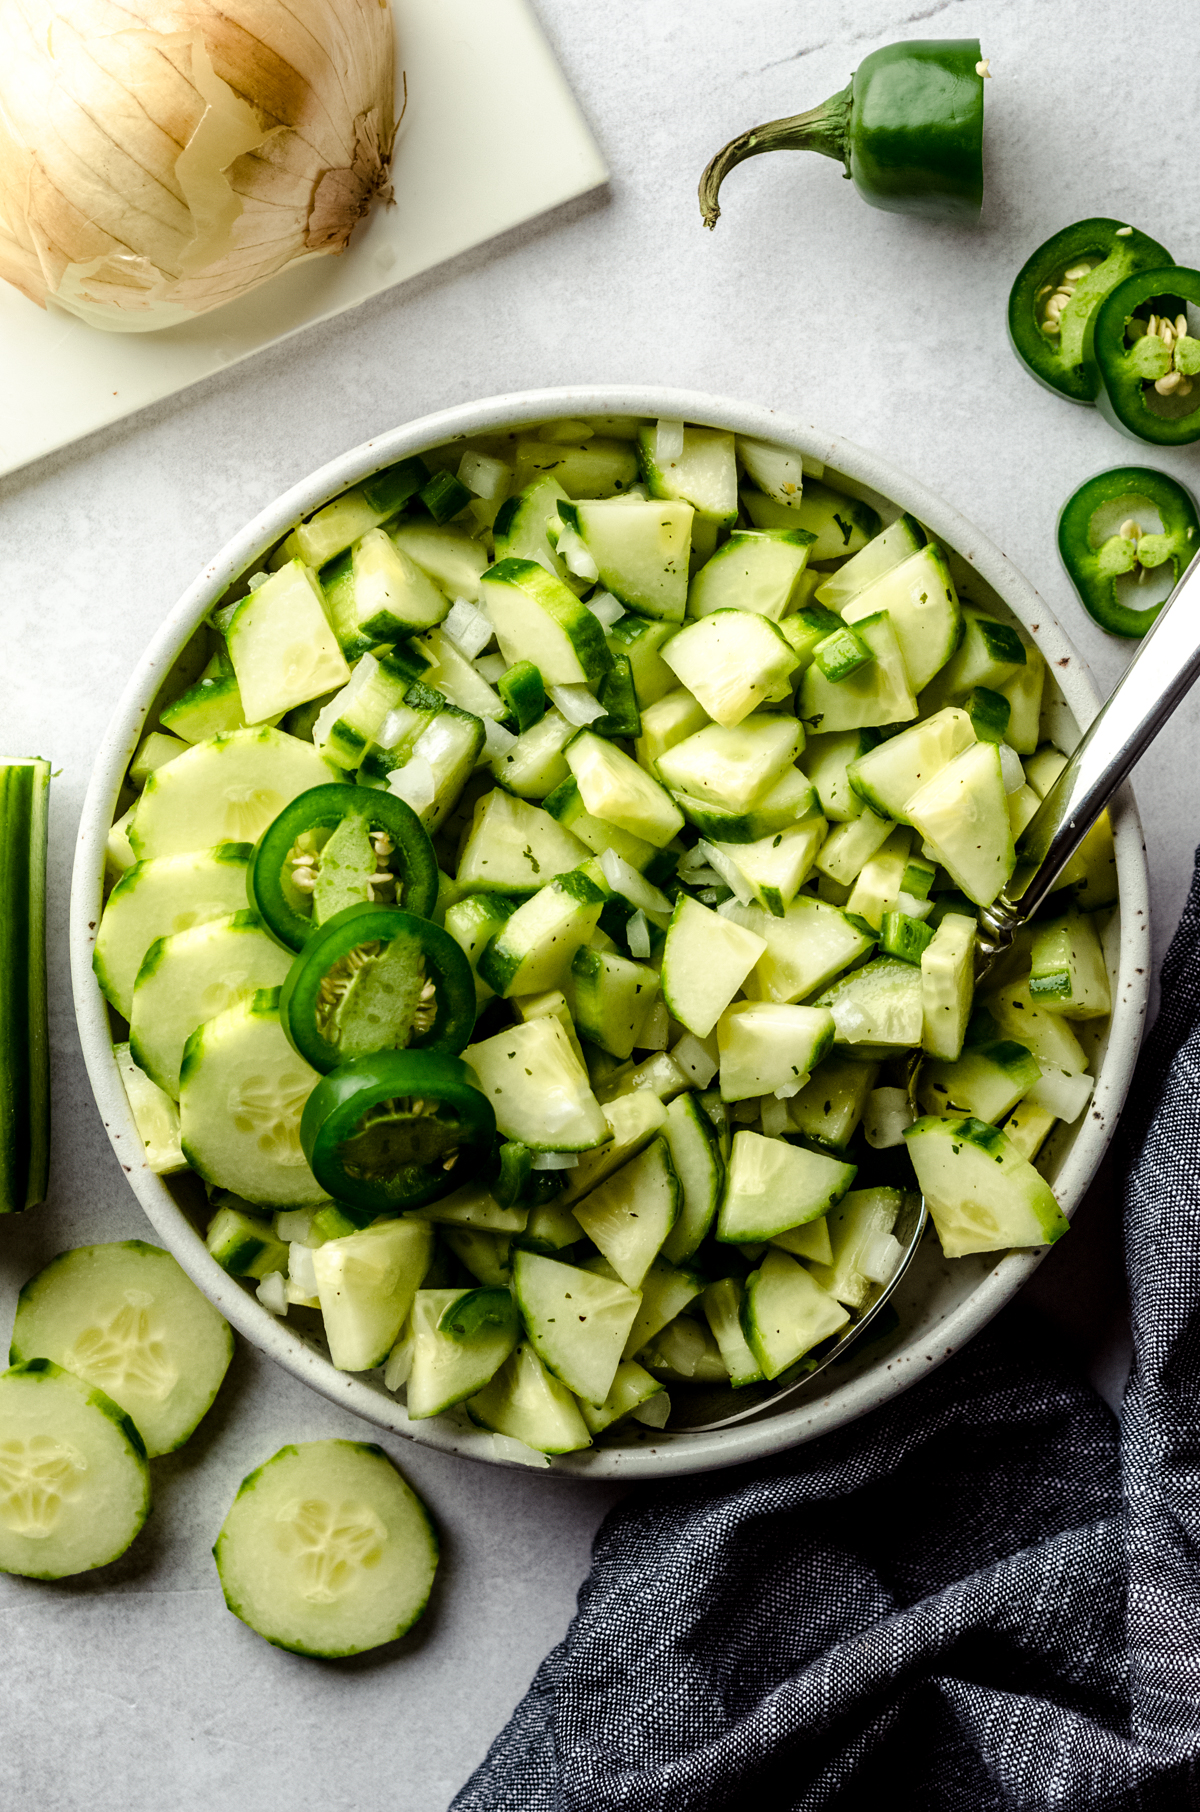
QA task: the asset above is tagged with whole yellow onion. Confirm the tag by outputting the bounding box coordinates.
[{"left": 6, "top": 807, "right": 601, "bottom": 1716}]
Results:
[{"left": 0, "top": 0, "right": 397, "bottom": 331}]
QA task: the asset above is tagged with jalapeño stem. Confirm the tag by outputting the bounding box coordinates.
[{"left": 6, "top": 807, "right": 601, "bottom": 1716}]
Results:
[{"left": 699, "top": 89, "right": 851, "bottom": 229}]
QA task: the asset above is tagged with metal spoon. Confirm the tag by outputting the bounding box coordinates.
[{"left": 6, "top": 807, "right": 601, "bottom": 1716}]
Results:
[{"left": 665, "top": 550, "right": 1200, "bottom": 1435}]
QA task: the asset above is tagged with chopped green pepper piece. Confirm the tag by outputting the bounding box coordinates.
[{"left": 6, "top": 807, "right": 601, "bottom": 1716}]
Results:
[
  {"left": 1007, "top": 219, "right": 1175, "bottom": 403},
  {"left": 1057, "top": 465, "right": 1200, "bottom": 638},
  {"left": 497, "top": 660, "right": 546, "bottom": 733},
  {"left": 592, "top": 653, "right": 642, "bottom": 738},
  {"left": 962, "top": 687, "right": 1011, "bottom": 743},
  {"left": 1092, "top": 267, "right": 1200, "bottom": 446},
  {"left": 700, "top": 39, "right": 985, "bottom": 228},
  {"left": 812, "top": 625, "right": 873, "bottom": 683}
]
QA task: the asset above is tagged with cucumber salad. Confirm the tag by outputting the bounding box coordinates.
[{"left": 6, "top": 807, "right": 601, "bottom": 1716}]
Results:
[{"left": 94, "top": 414, "right": 1115, "bottom": 1458}]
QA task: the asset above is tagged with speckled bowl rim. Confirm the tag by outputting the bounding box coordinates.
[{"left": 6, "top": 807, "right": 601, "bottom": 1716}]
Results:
[{"left": 70, "top": 386, "right": 1150, "bottom": 1480}]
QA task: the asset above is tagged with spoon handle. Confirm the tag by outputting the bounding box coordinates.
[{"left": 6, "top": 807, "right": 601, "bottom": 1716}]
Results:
[{"left": 1002, "top": 551, "right": 1200, "bottom": 928}]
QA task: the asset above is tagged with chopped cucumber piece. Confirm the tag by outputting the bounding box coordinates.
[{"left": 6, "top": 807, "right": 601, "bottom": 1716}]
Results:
[
  {"left": 706, "top": 816, "right": 826, "bottom": 918},
  {"left": 481, "top": 558, "right": 611, "bottom": 689},
  {"left": 659, "top": 1093, "right": 723, "bottom": 1263},
  {"left": 921, "top": 911, "right": 976, "bottom": 1060},
  {"left": 921, "top": 1039, "right": 1042, "bottom": 1124},
  {"left": 771, "top": 1216, "right": 833, "bottom": 1262},
  {"left": 717, "top": 1131, "right": 856, "bottom": 1242},
  {"left": 717, "top": 1003, "right": 835, "bottom": 1102},
  {"left": 0, "top": 1360, "right": 150, "bottom": 1579},
  {"left": 841, "top": 544, "right": 961, "bottom": 693},
  {"left": 815, "top": 957, "right": 924, "bottom": 1049},
  {"left": 785, "top": 1054, "right": 878, "bottom": 1148},
  {"left": 408, "top": 1180, "right": 526, "bottom": 1234},
  {"left": 815, "top": 807, "right": 892, "bottom": 885},
  {"left": 656, "top": 716, "right": 804, "bottom": 814},
  {"left": 906, "top": 741, "right": 1015, "bottom": 908},
  {"left": 924, "top": 608, "right": 1027, "bottom": 703},
  {"left": 638, "top": 424, "right": 738, "bottom": 523},
  {"left": 440, "top": 1228, "right": 513, "bottom": 1288},
  {"left": 477, "top": 867, "right": 606, "bottom": 999},
  {"left": 312, "top": 1220, "right": 433, "bottom": 1371},
  {"left": 391, "top": 521, "right": 489, "bottom": 603},
  {"left": 456, "top": 789, "right": 589, "bottom": 893},
  {"left": 315, "top": 648, "right": 426, "bottom": 771},
  {"left": 417, "top": 626, "right": 506, "bottom": 722},
  {"left": 635, "top": 688, "right": 711, "bottom": 770},
  {"left": 560, "top": 498, "right": 692, "bottom": 622},
  {"left": 161, "top": 649, "right": 251, "bottom": 743},
  {"left": 350, "top": 528, "right": 451, "bottom": 640},
  {"left": 577, "top": 1359, "right": 665, "bottom": 1434},
  {"left": 701, "top": 1278, "right": 764, "bottom": 1386},
  {"left": 11, "top": 1240, "right": 233, "bottom": 1456},
  {"left": 114, "top": 1042, "right": 186, "bottom": 1173},
  {"left": 572, "top": 945, "right": 660, "bottom": 1059},
  {"left": 494, "top": 476, "right": 582, "bottom": 591},
  {"left": 1001, "top": 1097, "right": 1058, "bottom": 1160},
  {"left": 797, "top": 611, "right": 917, "bottom": 733},
  {"left": 406, "top": 1287, "right": 519, "bottom": 1418},
  {"left": 214, "top": 1439, "right": 438, "bottom": 1656},
  {"left": 544, "top": 777, "right": 663, "bottom": 874},
  {"left": 814, "top": 513, "right": 927, "bottom": 612},
  {"left": 130, "top": 728, "right": 339, "bottom": 862},
  {"left": 226, "top": 561, "right": 350, "bottom": 724},
  {"left": 671, "top": 763, "right": 816, "bottom": 844},
  {"left": 207, "top": 1204, "right": 289, "bottom": 1281},
  {"left": 490, "top": 708, "right": 576, "bottom": 800},
  {"left": 845, "top": 825, "right": 912, "bottom": 931},
  {"left": 737, "top": 437, "right": 808, "bottom": 508},
  {"left": 443, "top": 893, "right": 518, "bottom": 1005},
  {"left": 963, "top": 686, "right": 1011, "bottom": 744},
  {"left": 1029, "top": 908, "right": 1112, "bottom": 1018},
  {"left": 463, "top": 1018, "right": 608, "bottom": 1152},
  {"left": 560, "top": 1090, "right": 668, "bottom": 1204},
  {"left": 904, "top": 1115, "right": 1070, "bottom": 1257},
  {"left": 984, "top": 979, "right": 1090, "bottom": 1074},
  {"left": 998, "top": 648, "right": 1046, "bottom": 755},
  {"left": 467, "top": 1342, "right": 592, "bottom": 1454},
  {"left": 514, "top": 1251, "right": 641, "bottom": 1404},
  {"left": 513, "top": 436, "right": 641, "bottom": 499},
  {"left": 638, "top": 1313, "right": 726, "bottom": 1383},
  {"left": 847, "top": 707, "right": 975, "bottom": 823},
  {"left": 721, "top": 895, "right": 874, "bottom": 1004},
  {"left": 662, "top": 610, "right": 797, "bottom": 727},
  {"left": 880, "top": 910, "right": 934, "bottom": 965},
  {"left": 622, "top": 1258, "right": 705, "bottom": 1359},
  {"left": 661, "top": 896, "right": 766, "bottom": 1037},
  {"left": 807, "top": 1188, "right": 907, "bottom": 1310},
  {"left": 606, "top": 614, "right": 681, "bottom": 708},
  {"left": 741, "top": 1250, "right": 849, "bottom": 1378},
  {"left": 565, "top": 731, "right": 683, "bottom": 848},
  {"left": 687, "top": 528, "right": 813, "bottom": 621},
  {"left": 572, "top": 1138, "right": 680, "bottom": 1290}
]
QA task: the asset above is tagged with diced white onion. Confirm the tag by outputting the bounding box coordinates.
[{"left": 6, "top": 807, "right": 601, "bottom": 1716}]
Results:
[
  {"left": 374, "top": 708, "right": 407, "bottom": 751},
  {"left": 626, "top": 909, "right": 651, "bottom": 959},
  {"left": 859, "top": 1230, "right": 905, "bottom": 1286},
  {"left": 492, "top": 1435, "right": 552, "bottom": 1468},
  {"left": 1023, "top": 1068, "right": 1094, "bottom": 1122},
  {"left": 387, "top": 756, "right": 437, "bottom": 813},
  {"left": 656, "top": 418, "right": 685, "bottom": 463},
  {"left": 484, "top": 717, "right": 519, "bottom": 761},
  {"left": 631, "top": 1391, "right": 671, "bottom": 1428},
  {"left": 699, "top": 840, "right": 754, "bottom": 906},
  {"left": 246, "top": 570, "right": 271, "bottom": 592},
  {"left": 547, "top": 684, "right": 607, "bottom": 727},
  {"left": 531, "top": 1150, "right": 579, "bottom": 1170},
  {"left": 457, "top": 451, "right": 510, "bottom": 501},
  {"left": 276, "top": 1209, "right": 316, "bottom": 1244},
  {"left": 557, "top": 523, "right": 600, "bottom": 582},
  {"left": 999, "top": 743, "right": 1026, "bottom": 794},
  {"left": 444, "top": 598, "right": 494, "bottom": 660},
  {"left": 678, "top": 843, "right": 714, "bottom": 878},
  {"left": 584, "top": 590, "right": 624, "bottom": 629},
  {"left": 759, "top": 1096, "right": 789, "bottom": 1137},
  {"left": 598, "top": 849, "right": 674, "bottom": 920},
  {"left": 863, "top": 1087, "right": 915, "bottom": 1150},
  {"left": 255, "top": 1271, "right": 288, "bottom": 1316},
  {"left": 288, "top": 1243, "right": 319, "bottom": 1299},
  {"left": 474, "top": 653, "right": 508, "bottom": 683},
  {"left": 896, "top": 891, "right": 934, "bottom": 922},
  {"left": 383, "top": 1333, "right": 414, "bottom": 1391},
  {"left": 773, "top": 1079, "right": 805, "bottom": 1099},
  {"left": 671, "top": 1032, "right": 718, "bottom": 1089}
]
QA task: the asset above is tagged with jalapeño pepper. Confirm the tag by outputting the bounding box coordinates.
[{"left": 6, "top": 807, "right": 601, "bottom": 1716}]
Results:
[
  {"left": 1008, "top": 219, "right": 1175, "bottom": 404},
  {"left": 250, "top": 784, "right": 438, "bottom": 952},
  {"left": 700, "top": 40, "right": 985, "bottom": 229},
  {"left": 1092, "top": 268, "right": 1200, "bottom": 446},
  {"left": 301, "top": 1050, "right": 496, "bottom": 1213},
  {"left": 1057, "top": 467, "right": 1200, "bottom": 638},
  {"left": 280, "top": 903, "right": 477, "bottom": 1073}
]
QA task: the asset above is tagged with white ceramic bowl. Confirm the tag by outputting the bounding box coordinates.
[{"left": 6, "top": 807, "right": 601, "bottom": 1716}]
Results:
[{"left": 71, "top": 386, "right": 1150, "bottom": 1479}]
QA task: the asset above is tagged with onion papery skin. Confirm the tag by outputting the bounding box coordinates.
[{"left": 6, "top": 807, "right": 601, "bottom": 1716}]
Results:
[{"left": 0, "top": 0, "right": 396, "bottom": 332}]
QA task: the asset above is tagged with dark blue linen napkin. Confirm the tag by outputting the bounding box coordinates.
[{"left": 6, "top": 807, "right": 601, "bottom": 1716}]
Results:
[{"left": 452, "top": 849, "right": 1200, "bottom": 1812}]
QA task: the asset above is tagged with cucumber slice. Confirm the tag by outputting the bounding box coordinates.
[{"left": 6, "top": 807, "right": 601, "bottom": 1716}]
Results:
[
  {"left": 214, "top": 1438, "right": 438, "bottom": 1656},
  {"left": 405, "top": 1287, "right": 519, "bottom": 1417},
  {"left": 96, "top": 846, "right": 258, "bottom": 1025},
  {"left": 416, "top": 627, "right": 506, "bottom": 722},
  {"left": 717, "top": 1002, "right": 835, "bottom": 1101},
  {"left": 1001, "top": 1097, "right": 1059, "bottom": 1159},
  {"left": 814, "top": 808, "right": 892, "bottom": 885},
  {"left": 1008, "top": 784, "right": 1042, "bottom": 840},
  {"left": 467, "top": 1342, "right": 592, "bottom": 1454},
  {"left": 656, "top": 717, "right": 805, "bottom": 814},
  {"left": 1029, "top": 907, "right": 1112, "bottom": 1019},
  {"left": 984, "top": 979, "right": 1090, "bottom": 1074},
  {"left": 661, "top": 610, "right": 797, "bottom": 727},
  {"left": 129, "top": 910, "right": 293, "bottom": 1098},
  {"left": 717, "top": 1131, "right": 856, "bottom": 1241},
  {"left": 606, "top": 614, "right": 681, "bottom": 708},
  {"left": 577, "top": 1359, "right": 665, "bottom": 1434},
  {"left": 392, "top": 521, "right": 489, "bottom": 603},
  {"left": 572, "top": 1138, "right": 680, "bottom": 1289},
  {"left": 634, "top": 688, "right": 711, "bottom": 771},
  {"left": 226, "top": 562, "right": 351, "bottom": 724},
  {"left": 706, "top": 817, "right": 827, "bottom": 918},
  {"left": 841, "top": 545, "right": 961, "bottom": 693},
  {"left": 456, "top": 789, "right": 590, "bottom": 894},
  {"left": 921, "top": 911, "right": 976, "bottom": 1060},
  {"left": 814, "top": 514, "right": 927, "bottom": 612},
  {"left": 514, "top": 1198, "right": 584, "bottom": 1256},
  {"left": 671, "top": 764, "right": 817, "bottom": 844},
  {"left": 131, "top": 728, "right": 339, "bottom": 862},
  {"left": 560, "top": 1089, "right": 668, "bottom": 1204},
  {"left": 440, "top": 1228, "right": 512, "bottom": 1287},
  {"left": 491, "top": 709, "right": 576, "bottom": 800},
  {"left": 513, "top": 437, "right": 641, "bottom": 499},
  {"left": 771, "top": 1217, "right": 833, "bottom": 1262},
  {"left": 443, "top": 894, "right": 518, "bottom": 1006},
  {"left": 386, "top": 705, "right": 486, "bottom": 835},
  {"left": 741, "top": 1250, "right": 849, "bottom": 1378},
  {"left": 494, "top": 477, "right": 582, "bottom": 592},
  {"left": 179, "top": 989, "right": 326, "bottom": 1208},
  {"left": 10, "top": 1241, "right": 233, "bottom": 1456},
  {"left": 736, "top": 438, "right": 808, "bottom": 509},
  {"left": 544, "top": 777, "right": 662, "bottom": 874},
  {"left": 661, "top": 896, "right": 766, "bottom": 1037},
  {"left": 560, "top": 499, "right": 692, "bottom": 622},
  {"left": 847, "top": 707, "right": 976, "bottom": 823},
  {"left": 407, "top": 1180, "right": 526, "bottom": 1233},
  {"left": 621, "top": 1258, "right": 705, "bottom": 1359},
  {"left": 904, "top": 1114, "right": 1070, "bottom": 1258},
  {"left": 815, "top": 956, "right": 924, "bottom": 1049},
  {"left": 794, "top": 481, "right": 880, "bottom": 559},
  {"left": 350, "top": 529, "right": 450, "bottom": 640},
  {"left": 998, "top": 649, "right": 1046, "bottom": 755},
  {"left": 312, "top": 1220, "right": 433, "bottom": 1372},
  {"left": 512, "top": 987, "right": 588, "bottom": 1070},
  {"left": 659, "top": 1093, "right": 724, "bottom": 1263},
  {"left": 687, "top": 529, "right": 813, "bottom": 621},
  {"left": 785, "top": 1054, "right": 879, "bottom": 1148},
  {"left": 160, "top": 649, "right": 250, "bottom": 743},
  {"left": 0, "top": 1360, "right": 149, "bottom": 1579},
  {"left": 701, "top": 1278, "right": 764, "bottom": 1387},
  {"left": 513, "top": 1251, "right": 641, "bottom": 1404},
  {"left": 115, "top": 1042, "right": 186, "bottom": 1173},
  {"left": 921, "top": 1039, "right": 1042, "bottom": 1124},
  {"left": 565, "top": 731, "right": 683, "bottom": 848},
  {"left": 720, "top": 895, "right": 874, "bottom": 1004},
  {"left": 638, "top": 424, "right": 738, "bottom": 523},
  {"left": 571, "top": 945, "right": 660, "bottom": 1060},
  {"left": 478, "top": 868, "right": 607, "bottom": 998},
  {"left": 906, "top": 741, "right": 1015, "bottom": 907},
  {"left": 462, "top": 1018, "right": 608, "bottom": 1152},
  {"left": 923, "top": 609, "right": 1027, "bottom": 704},
  {"left": 206, "top": 1204, "right": 289, "bottom": 1281},
  {"left": 797, "top": 611, "right": 917, "bottom": 733},
  {"left": 481, "top": 558, "right": 610, "bottom": 688},
  {"left": 807, "top": 1187, "right": 907, "bottom": 1309}
]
